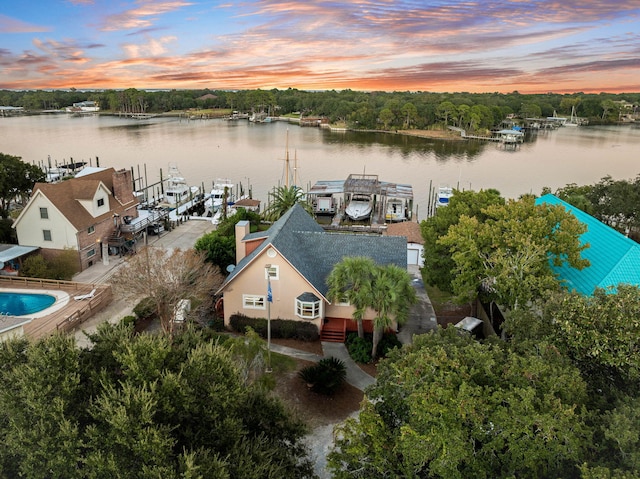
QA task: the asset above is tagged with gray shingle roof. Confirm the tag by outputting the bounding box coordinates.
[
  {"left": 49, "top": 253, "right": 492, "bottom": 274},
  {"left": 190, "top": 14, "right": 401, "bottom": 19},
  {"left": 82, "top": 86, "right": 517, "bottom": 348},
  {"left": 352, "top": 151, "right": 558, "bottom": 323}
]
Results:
[{"left": 221, "top": 203, "right": 407, "bottom": 297}]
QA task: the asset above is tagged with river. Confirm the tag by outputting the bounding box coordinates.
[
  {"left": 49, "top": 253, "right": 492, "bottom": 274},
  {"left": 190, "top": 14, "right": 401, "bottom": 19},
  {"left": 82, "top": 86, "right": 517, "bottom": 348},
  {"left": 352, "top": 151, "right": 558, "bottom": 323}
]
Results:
[{"left": 1, "top": 114, "right": 639, "bottom": 219}]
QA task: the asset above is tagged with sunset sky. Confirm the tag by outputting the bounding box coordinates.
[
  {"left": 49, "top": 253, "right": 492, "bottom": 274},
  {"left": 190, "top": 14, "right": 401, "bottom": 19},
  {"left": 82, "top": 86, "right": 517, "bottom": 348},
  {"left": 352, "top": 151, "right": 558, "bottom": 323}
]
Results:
[{"left": 1, "top": 1, "right": 639, "bottom": 93}]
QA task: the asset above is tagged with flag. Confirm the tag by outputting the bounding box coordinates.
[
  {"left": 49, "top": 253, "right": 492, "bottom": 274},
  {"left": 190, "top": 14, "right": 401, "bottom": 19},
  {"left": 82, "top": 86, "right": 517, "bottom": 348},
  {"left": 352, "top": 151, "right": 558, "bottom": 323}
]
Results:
[{"left": 267, "top": 279, "right": 273, "bottom": 303}]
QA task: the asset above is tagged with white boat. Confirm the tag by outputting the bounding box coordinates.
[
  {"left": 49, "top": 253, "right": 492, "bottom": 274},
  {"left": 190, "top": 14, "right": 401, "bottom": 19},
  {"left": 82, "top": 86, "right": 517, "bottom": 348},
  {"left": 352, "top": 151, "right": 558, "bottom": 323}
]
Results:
[
  {"left": 385, "top": 197, "right": 406, "bottom": 222},
  {"left": 345, "top": 194, "right": 372, "bottom": 221},
  {"left": 436, "top": 186, "right": 453, "bottom": 208},
  {"left": 163, "top": 164, "right": 200, "bottom": 207},
  {"left": 205, "top": 178, "right": 236, "bottom": 214},
  {"left": 313, "top": 194, "right": 336, "bottom": 215}
]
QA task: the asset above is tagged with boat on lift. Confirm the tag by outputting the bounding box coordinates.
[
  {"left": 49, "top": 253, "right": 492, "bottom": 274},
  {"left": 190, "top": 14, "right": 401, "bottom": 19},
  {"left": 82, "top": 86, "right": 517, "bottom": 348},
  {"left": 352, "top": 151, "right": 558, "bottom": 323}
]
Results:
[
  {"left": 436, "top": 186, "right": 453, "bottom": 208},
  {"left": 345, "top": 194, "right": 373, "bottom": 221}
]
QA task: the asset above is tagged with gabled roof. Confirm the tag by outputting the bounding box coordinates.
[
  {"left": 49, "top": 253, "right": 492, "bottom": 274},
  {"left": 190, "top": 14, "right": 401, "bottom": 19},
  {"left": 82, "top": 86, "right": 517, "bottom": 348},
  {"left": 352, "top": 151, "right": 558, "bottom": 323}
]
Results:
[
  {"left": 24, "top": 168, "right": 129, "bottom": 231},
  {"left": 385, "top": 221, "right": 424, "bottom": 244},
  {"left": 221, "top": 203, "right": 407, "bottom": 297},
  {"left": 535, "top": 194, "right": 640, "bottom": 295}
]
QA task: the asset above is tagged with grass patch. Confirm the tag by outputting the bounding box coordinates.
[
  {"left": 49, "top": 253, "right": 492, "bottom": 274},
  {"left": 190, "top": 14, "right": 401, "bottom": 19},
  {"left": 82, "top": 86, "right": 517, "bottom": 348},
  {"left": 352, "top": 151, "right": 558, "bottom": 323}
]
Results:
[{"left": 270, "top": 351, "right": 298, "bottom": 373}]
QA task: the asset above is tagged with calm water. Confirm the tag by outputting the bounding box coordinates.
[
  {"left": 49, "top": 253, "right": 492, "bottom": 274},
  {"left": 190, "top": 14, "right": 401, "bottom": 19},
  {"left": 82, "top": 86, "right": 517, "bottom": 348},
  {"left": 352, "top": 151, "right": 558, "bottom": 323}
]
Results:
[{"left": 1, "top": 114, "right": 639, "bottom": 219}]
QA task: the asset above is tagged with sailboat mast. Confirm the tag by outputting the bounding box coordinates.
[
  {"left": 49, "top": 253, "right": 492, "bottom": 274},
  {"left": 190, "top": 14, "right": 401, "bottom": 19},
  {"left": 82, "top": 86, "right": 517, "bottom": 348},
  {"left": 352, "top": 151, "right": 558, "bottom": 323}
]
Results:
[{"left": 285, "top": 130, "right": 290, "bottom": 188}]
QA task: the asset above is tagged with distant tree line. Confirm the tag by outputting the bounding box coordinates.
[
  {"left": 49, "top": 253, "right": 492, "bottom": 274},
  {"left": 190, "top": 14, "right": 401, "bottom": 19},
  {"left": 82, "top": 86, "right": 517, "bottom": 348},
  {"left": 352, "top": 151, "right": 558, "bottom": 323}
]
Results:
[{"left": 2, "top": 88, "right": 638, "bottom": 131}]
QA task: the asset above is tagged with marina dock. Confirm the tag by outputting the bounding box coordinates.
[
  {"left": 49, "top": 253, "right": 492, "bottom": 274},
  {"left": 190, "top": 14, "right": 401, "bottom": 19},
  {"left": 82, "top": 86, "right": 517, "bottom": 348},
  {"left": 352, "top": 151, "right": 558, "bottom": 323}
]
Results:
[{"left": 308, "top": 173, "right": 414, "bottom": 230}]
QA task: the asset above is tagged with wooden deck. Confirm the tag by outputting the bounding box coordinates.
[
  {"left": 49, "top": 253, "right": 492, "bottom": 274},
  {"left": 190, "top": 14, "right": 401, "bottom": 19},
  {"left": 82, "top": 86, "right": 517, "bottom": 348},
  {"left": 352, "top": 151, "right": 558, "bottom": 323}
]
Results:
[{"left": 0, "top": 277, "right": 113, "bottom": 341}]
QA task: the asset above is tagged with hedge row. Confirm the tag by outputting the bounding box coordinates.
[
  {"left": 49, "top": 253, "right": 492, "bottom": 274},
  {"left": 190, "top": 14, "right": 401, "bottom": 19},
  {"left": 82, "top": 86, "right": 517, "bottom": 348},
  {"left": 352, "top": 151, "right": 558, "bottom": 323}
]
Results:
[{"left": 229, "top": 314, "right": 319, "bottom": 341}]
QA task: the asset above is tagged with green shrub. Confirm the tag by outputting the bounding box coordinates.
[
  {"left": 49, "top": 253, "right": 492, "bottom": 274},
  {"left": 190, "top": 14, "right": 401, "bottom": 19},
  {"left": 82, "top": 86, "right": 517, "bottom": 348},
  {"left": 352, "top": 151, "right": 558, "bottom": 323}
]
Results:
[
  {"left": 346, "top": 333, "right": 373, "bottom": 364},
  {"left": 133, "top": 297, "right": 156, "bottom": 320},
  {"left": 298, "top": 357, "right": 347, "bottom": 395},
  {"left": 207, "top": 316, "right": 225, "bottom": 331},
  {"left": 120, "top": 315, "right": 137, "bottom": 328},
  {"left": 378, "top": 333, "right": 402, "bottom": 357},
  {"left": 229, "top": 314, "right": 319, "bottom": 341},
  {"left": 346, "top": 332, "right": 401, "bottom": 363}
]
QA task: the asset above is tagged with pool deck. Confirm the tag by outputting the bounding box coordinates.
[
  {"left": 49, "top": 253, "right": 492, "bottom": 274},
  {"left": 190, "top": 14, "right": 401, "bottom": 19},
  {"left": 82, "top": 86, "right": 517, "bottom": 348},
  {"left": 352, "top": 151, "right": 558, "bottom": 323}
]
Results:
[
  {"left": 0, "top": 277, "right": 113, "bottom": 340},
  {"left": 0, "top": 218, "right": 215, "bottom": 343}
]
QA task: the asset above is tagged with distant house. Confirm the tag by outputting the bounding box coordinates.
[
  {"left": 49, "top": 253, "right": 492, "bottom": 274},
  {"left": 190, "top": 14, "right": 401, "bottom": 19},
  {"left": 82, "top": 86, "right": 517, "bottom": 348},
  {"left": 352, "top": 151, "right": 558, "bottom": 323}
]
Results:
[
  {"left": 535, "top": 194, "right": 640, "bottom": 295},
  {"left": 13, "top": 168, "right": 138, "bottom": 271},
  {"left": 384, "top": 221, "right": 424, "bottom": 267},
  {"left": 216, "top": 203, "right": 407, "bottom": 341},
  {"left": 65, "top": 101, "right": 99, "bottom": 112}
]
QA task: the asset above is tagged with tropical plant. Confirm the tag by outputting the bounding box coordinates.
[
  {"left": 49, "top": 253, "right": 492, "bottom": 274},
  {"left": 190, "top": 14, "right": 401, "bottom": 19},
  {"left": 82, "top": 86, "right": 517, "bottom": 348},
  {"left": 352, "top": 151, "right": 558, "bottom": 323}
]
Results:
[
  {"left": 327, "top": 258, "right": 416, "bottom": 359},
  {"left": 298, "top": 356, "right": 347, "bottom": 395},
  {"left": 327, "top": 256, "right": 377, "bottom": 338},
  {"left": 366, "top": 264, "right": 416, "bottom": 359},
  {"left": 262, "top": 185, "right": 312, "bottom": 221}
]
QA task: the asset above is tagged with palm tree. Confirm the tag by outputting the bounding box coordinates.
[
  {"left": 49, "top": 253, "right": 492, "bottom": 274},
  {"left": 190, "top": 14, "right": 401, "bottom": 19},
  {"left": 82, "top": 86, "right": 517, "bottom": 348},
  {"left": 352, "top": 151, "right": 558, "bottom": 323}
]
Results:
[
  {"left": 368, "top": 264, "right": 416, "bottom": 359},
  {"left": 326, "top": 257, "right": 377, "bottom": 338},
  {"left": 263, "top": 185, "right": 312, "bottom": 222}
]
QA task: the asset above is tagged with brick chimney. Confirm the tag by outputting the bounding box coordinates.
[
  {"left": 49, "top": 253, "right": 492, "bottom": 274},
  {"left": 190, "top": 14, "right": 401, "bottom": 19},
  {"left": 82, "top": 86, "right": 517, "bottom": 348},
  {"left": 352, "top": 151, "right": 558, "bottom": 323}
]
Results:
[
  {"left": 235, "top": 220, "right": 251, "bottom": 264},
  {"left": 112, "top": 168, "right": 136, "bottom": 205}
]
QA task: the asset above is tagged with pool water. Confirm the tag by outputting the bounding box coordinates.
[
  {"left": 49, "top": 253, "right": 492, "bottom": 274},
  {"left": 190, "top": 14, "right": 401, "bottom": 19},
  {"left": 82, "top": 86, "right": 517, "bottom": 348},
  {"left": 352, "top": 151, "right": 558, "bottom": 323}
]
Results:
[{"left": 0, "top": 292, "right": 56, "bottom": 316}]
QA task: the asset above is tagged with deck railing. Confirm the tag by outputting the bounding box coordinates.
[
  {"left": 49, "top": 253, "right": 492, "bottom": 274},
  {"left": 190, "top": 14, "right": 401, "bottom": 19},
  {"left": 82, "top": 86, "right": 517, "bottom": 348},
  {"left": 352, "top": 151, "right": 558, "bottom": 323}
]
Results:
[
  {"left": 0, "top": 277, "right": 114, "bottom": 339},
  {"left": 0, "top": 276, "right": 89, "bottom": 291}
]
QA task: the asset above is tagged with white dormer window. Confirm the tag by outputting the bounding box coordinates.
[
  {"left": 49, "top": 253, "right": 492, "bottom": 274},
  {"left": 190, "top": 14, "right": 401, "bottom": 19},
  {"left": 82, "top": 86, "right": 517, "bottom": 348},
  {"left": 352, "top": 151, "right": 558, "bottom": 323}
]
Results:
[{"left": 265, "top": 265, "right": 279, "bottom": 280}]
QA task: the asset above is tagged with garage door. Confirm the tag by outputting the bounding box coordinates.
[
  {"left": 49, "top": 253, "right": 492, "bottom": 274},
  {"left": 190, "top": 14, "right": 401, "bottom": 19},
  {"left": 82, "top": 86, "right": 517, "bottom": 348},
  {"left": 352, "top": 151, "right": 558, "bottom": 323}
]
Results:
[{"left": 407, "top": 248, "right": 420, "bottom": 266}]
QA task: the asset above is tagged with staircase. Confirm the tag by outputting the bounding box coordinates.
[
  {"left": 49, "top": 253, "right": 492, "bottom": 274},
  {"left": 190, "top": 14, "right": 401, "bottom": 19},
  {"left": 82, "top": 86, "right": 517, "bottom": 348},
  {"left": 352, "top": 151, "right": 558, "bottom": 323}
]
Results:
[
  {"left": 108, "top": 230, "right": 135, "bottom": 256},
  {"left": 320, "top": 317, "right": 346, "bottom": 342}
]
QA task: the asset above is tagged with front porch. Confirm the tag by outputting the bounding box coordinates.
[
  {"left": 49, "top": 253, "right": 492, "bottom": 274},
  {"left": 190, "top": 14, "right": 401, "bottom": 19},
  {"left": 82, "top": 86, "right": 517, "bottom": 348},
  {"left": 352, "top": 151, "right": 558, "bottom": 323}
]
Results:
[{"left": 320, "top": 316, "right": 373, "bottom": 342}]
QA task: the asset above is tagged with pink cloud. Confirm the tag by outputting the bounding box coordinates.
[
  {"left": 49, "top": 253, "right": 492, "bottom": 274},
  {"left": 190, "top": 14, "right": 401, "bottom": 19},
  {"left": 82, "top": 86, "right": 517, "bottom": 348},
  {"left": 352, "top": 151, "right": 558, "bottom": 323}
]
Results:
[
  {"left": 100, "top": 1, "right": 194, "bottom": 32},
  {"left": 0, "top": 15, "right": 50, "bottom": 33}
]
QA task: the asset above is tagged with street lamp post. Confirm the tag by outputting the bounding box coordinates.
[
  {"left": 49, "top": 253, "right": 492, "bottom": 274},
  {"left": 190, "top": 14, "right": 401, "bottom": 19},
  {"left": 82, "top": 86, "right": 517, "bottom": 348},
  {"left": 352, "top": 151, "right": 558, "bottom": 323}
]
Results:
[{"left": 265, "top": 264, "right": 272, "bottom": 373}]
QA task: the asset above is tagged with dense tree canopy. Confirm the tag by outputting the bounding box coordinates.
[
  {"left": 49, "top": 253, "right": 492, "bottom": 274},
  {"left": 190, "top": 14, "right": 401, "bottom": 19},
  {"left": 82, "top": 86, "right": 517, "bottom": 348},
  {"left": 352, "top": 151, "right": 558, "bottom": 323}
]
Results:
[
  {"left": 420, "top": 188, "right": 504, "bottom": 294},
  {"left": 554, "top": 175, "right": 640, "bottom": 236},
  {"left": 505, "top": 284, "right": 640, "bottom": 400},
  {"left": 328, "top": 327, "right": 591, "bottom": 478},
  {"left": 438, "top": 195, "right": 589, "bottom": 310},
  {"left": 0, "top": 325, "right": 315, "bottom": 479},
  {"left": 2, "top": 89, "right": 637, "bottom": 132}
]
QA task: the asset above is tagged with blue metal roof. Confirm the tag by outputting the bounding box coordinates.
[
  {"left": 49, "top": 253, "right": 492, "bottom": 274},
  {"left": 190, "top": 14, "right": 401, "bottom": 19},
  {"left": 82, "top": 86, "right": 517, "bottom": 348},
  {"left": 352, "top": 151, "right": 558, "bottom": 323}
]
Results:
[{"left": 535, "top": 194, "right": 640, "bottom": 295}]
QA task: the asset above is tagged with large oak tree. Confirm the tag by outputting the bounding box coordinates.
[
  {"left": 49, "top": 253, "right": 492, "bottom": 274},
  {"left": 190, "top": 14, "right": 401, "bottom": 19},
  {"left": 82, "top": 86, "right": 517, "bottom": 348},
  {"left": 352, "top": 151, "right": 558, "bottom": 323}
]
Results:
[{"left": 328, "top": 328, "right": 591, "bottom": 478}]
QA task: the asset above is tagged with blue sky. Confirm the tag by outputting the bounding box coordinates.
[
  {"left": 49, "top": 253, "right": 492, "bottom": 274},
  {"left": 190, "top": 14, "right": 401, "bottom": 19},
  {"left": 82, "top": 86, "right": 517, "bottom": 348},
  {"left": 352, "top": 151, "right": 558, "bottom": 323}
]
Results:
[{"left": 1, "top": 0, "right": 639, "bottom": 92}]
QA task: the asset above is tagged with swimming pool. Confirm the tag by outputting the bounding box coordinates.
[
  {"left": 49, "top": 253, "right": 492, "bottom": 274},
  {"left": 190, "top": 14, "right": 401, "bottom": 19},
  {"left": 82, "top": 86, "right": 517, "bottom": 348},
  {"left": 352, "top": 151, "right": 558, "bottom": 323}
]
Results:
[
  {"left": 0, "top": 292, "right": 57, "bottom": 316},
  {"left": 0, "top": 289, "right": 70, "bottom": 318}
]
